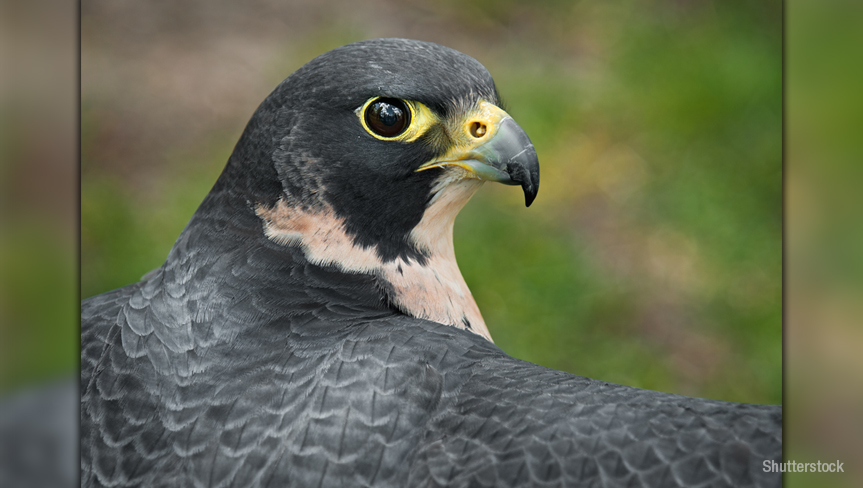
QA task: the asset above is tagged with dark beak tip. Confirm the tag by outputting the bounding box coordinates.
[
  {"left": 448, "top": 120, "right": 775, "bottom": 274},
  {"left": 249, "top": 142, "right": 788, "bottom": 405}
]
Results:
[
  {"left": 523, "top": 185, "right": 537, "bottom": 207},
  {"left": 492, "top": 117, "right": 540, "bottom": 209}
]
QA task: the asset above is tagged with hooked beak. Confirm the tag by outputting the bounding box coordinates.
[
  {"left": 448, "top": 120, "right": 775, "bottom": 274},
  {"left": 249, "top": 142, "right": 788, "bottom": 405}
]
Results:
[{"left": 415, "top": 102, "right": 540, "bottom": 207}]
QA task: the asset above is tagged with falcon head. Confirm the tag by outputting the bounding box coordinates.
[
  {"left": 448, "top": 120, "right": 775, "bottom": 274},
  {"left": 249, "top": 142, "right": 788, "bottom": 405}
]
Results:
[{"left": 210, "top": 38, "right": 539, "bottom": 340}]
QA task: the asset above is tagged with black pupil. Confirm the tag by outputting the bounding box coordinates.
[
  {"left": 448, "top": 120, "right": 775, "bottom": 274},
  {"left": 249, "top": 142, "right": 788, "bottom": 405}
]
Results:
[
  {"left": 366, "top": 98, "right": 409, "bottom": 137},
  {"left": 378, "top": 104, "right": 400, "bottom": 126}
]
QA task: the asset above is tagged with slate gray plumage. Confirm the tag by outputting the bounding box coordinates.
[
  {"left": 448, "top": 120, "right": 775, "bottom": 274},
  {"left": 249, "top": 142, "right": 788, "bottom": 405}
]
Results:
[{"left": 81, "top": 38, "right": 781, "bottom": 487}]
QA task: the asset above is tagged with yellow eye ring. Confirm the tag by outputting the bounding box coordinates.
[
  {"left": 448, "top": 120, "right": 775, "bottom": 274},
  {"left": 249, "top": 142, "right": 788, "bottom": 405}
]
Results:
[
  {"left": 356, "top": 98, "right": 436, "bottom": 143},
  {"left": 363, "top": 98, "right": 411, "bottom": 138}
]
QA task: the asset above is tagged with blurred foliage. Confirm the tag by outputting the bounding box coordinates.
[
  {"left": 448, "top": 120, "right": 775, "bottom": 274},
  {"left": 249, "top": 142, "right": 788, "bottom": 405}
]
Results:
[
  {"left": 81, "top": 0, "right": 781, "bottom": 410},
  {"left": 0, "top": 0, "right": 77, "bottom": 393},
  {"left": 786, "top": 1, "right": 863, "bottom": 487},
  {"left": 0, "top": 222, "right": 77, "bottom": 392}
]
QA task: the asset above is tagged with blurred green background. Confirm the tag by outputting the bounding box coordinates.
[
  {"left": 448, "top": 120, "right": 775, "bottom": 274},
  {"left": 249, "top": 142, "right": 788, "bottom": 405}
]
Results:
[
  {"left": 0, "top": 0, "right": 77, "bottom": 395},
  {"left": 81, "top": 0, "right": 781, "bottom": 407},
  {"left": 786, "top": 2, "right": 863, "bottom": 487}
]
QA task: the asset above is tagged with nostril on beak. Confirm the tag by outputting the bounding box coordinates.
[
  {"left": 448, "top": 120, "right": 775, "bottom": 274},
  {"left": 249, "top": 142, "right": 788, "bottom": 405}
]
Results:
[{"left": 470, "top": 121, "right": 487, "bottom": 139}]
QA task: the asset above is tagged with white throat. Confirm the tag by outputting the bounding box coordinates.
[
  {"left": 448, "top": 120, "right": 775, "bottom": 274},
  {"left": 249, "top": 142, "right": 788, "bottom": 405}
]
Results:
[{"left": 256, "top": 176, "right": 491, "bottom": 341}]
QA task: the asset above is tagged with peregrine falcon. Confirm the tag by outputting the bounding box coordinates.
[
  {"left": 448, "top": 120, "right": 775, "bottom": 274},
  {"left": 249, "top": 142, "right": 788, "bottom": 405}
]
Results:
[{"left": 81, "top": 38, "right": 781, "bottom": 487}]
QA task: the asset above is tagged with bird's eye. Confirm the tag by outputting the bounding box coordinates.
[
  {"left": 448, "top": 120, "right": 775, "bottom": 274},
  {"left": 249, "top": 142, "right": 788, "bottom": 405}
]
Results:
[{"left": 364, "top": 98, "right": 410, "bottom": 138}]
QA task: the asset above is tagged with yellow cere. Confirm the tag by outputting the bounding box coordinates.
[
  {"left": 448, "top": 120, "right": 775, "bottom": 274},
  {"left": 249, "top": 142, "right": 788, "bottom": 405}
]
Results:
[
  {"left": 445, "top": 99, "right": 509, "bottom": 150},
  {"left": 415, "top": 99, "right": 513, "bottom": 173}
]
